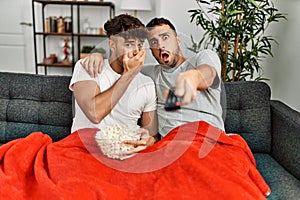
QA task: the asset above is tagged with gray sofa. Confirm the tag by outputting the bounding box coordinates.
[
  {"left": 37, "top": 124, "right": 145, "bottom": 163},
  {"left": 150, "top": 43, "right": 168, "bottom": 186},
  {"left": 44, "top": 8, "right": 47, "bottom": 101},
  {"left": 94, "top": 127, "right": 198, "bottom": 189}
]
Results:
[
  {"left": 0, "top": 72, "right": 72, "bottom": 143},
  {"left": 0, "top": 72, "right": 299, "bottom": 199},
  {"left": 223, "top": 82, "right": 300, "bottom": 199}
]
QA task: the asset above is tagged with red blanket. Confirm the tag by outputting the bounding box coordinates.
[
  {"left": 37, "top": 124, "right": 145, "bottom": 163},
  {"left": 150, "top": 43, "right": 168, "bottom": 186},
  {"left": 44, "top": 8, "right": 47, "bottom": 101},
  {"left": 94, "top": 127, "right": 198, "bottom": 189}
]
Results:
[{"left": 0, "top": 121, "right": 270, "bottom": 199}]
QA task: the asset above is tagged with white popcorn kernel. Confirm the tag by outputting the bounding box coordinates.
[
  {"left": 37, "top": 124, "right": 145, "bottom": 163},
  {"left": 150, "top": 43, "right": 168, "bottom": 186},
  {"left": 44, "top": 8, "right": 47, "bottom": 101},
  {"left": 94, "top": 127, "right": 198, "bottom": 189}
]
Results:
[{"left": 94, "top": 124, "right": 141, "bottom": 160}]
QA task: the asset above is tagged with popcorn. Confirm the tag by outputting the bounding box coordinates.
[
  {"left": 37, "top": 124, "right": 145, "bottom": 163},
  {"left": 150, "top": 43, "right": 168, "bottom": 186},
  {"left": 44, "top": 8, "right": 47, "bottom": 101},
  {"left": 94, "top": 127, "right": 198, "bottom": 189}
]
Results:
[{"left": 94, "top": 124, "right": 141, "bottom": 160}]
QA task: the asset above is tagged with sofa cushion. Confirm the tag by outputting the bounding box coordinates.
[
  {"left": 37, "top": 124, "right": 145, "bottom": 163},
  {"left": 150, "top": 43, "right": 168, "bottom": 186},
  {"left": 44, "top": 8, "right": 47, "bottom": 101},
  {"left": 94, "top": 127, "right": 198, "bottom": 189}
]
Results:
[
  {"left": 0, "top": 72, "right": 73, "bottom": 143},
  {"left": 223, "top": 82, "right": 271, "bottom": 153},
  {"left": 254, "top": 153, "right": 300, "bottom": 199}
]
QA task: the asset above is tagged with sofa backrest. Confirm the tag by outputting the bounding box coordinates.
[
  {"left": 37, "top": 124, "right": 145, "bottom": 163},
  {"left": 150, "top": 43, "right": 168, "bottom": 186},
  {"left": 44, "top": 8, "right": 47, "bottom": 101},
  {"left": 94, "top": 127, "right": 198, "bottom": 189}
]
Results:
[
  {"left": 0, "top": 72, "right": 73, "bottom": 144},
  {"left": 223, "top": 81, "right": 271, "bottom": 153},
  {"left": 0, "top": 72, "right": 273, "bottom": 153}
]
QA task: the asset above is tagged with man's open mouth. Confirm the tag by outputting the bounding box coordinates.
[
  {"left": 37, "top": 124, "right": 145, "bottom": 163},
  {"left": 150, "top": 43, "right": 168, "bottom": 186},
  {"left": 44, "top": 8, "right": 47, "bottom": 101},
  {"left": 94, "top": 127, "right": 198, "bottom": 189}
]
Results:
[{"left": 161, "top": 52, "right": 170, "bottom": 63}]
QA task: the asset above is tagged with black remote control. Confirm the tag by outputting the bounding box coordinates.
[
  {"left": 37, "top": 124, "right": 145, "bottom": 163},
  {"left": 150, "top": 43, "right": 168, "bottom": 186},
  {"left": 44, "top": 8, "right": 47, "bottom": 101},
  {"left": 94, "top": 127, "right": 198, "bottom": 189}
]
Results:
[{"left": 164, "top": 89, "right": 181, "bottom": 111}]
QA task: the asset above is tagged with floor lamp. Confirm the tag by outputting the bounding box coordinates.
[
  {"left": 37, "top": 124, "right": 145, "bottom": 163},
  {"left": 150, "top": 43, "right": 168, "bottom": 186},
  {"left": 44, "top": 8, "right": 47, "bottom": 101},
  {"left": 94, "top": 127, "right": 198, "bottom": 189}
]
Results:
[{"left": 120, "top": 0, "right": 152, "bottom": 17}]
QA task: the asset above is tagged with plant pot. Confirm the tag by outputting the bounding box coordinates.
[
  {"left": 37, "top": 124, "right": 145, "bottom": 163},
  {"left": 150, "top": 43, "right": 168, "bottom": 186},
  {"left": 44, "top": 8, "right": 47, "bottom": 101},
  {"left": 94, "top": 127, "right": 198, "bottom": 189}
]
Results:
[{"left": 80, "top": 53, "right": 90, "bottom": 59}]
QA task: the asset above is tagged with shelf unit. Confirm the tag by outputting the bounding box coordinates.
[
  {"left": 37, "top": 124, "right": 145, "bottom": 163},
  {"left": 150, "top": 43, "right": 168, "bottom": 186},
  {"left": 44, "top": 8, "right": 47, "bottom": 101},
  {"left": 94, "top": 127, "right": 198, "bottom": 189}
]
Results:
[{"left": 32, "top": 0, "right": 115, "bottom": 75}]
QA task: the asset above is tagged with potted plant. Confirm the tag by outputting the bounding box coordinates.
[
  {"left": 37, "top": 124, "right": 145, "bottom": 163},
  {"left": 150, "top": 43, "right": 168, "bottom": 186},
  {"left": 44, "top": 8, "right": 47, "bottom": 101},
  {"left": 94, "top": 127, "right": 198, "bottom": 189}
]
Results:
[
  {"left": 80, "top": 46, "right": 94, "bottom": 59},
  {"left": 188, "top": 0, "right": 286, "bottom": 82},
  {"left": 80, "top": 46, "right": 106, "bottom": 59},
  {"left": 92, "top": 47, "right": 107, "bottom": 58}
]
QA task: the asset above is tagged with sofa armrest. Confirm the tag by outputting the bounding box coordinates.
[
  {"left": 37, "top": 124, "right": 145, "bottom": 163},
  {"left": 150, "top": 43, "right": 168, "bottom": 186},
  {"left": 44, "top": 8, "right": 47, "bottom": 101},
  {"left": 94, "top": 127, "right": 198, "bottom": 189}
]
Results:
[{"left": 270, "top": 100, "right": 300, "bottom": 180}]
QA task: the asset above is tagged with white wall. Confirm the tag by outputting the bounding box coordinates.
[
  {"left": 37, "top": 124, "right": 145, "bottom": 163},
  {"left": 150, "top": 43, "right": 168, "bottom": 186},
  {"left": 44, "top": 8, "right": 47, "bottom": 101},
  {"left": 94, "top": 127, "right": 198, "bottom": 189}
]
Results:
[
  {"left": 156, "top": 0, "right": 204, "bottom": 41},
  {"left": 262, "top": 0, "right": 300, "bottom": 112}
]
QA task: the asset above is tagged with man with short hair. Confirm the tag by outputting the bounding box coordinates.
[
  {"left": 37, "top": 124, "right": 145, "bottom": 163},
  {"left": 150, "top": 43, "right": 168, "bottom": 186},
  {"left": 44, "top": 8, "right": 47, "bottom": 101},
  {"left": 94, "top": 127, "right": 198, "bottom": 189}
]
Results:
[{"left": 70, "top": 14, "right": 158, "bottom": 153}]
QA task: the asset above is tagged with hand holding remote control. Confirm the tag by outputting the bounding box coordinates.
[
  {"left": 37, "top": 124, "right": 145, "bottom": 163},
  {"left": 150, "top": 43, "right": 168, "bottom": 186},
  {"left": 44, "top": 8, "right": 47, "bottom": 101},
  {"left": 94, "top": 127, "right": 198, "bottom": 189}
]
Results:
[{"left": 164, "top": 89, "right": 182, "bottom": 111}]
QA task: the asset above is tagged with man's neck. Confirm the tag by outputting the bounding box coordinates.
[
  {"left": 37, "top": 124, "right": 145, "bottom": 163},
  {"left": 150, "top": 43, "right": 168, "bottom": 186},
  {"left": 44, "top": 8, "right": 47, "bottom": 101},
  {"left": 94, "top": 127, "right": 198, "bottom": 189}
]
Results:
[
  {"left": 164, "top": 54, "right": 186, "bottom": 69},
  {"left": 175, "top": 56, "right": 186, "bottom": 67},
  {"left": 109, "top": 58, "right": 124, "bottom": 74}
]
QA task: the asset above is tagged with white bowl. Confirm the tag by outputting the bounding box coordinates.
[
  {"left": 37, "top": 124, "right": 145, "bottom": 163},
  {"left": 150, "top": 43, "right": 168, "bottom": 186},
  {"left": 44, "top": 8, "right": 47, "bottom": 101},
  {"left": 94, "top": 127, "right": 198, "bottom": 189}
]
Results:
[{"left": 95, "top": 124, "right": 140, "bottom": 160}]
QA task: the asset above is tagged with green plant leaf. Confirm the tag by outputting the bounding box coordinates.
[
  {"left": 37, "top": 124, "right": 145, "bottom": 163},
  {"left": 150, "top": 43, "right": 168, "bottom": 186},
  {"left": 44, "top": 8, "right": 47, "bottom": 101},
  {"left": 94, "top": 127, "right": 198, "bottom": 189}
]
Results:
[{"left": 189, "top": 0, "right": 286, "bottom": 82}]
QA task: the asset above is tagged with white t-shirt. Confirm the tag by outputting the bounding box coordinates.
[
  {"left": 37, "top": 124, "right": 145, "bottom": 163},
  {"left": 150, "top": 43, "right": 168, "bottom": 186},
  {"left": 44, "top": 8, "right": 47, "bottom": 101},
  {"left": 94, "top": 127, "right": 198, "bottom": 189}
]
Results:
[
  {"left": 69, "top": 59, "right": 157, "bottom": 133},
  {"left": 141, "top": 49, "right": 224, "bottom": 137}
]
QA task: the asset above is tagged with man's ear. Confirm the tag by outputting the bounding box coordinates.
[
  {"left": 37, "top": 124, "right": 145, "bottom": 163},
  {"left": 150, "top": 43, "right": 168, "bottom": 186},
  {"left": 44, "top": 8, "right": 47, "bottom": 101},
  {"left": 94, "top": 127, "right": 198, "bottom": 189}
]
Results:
[
  {"left": 176, "top": 35, "right": 181, "bottom": 46},
  {"left": 108, "top": 39, "right": 115, "bottom": 52}
]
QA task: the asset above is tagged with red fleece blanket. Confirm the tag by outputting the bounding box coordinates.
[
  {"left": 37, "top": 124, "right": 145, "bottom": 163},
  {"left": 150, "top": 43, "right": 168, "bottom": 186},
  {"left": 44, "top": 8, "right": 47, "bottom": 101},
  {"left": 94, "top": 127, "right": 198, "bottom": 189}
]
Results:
[{"left": 0, "top": 121, "right": 270, "bottom": 200}]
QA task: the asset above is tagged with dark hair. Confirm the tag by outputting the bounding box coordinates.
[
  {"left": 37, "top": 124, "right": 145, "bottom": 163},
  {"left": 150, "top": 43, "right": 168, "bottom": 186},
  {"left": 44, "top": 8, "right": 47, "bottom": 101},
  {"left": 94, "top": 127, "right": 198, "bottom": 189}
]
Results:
[
  {"left": 146, "top": 17, "right": 177, "bottom": 33},
  {"left": 104, "top": 14, "right": 147, "bottom": 39}
]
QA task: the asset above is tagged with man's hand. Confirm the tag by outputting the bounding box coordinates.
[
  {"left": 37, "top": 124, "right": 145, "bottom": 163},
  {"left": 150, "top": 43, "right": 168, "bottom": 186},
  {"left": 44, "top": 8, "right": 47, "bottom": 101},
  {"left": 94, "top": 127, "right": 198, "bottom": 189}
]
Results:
[
  {"left": 123, "top": 128, "right": 156, "bottom": 154},
  {"left": 122, "top": 48, "right": 146, "bottom": 75},
  {"left": 174, "top": 69, "right": 200, "bottom": 105},
  {"left": 80, "top": 53, "right": 104, "bottom": 78},
  {"left": 174, "top": 65, "right": 216, "bottom": 105}
]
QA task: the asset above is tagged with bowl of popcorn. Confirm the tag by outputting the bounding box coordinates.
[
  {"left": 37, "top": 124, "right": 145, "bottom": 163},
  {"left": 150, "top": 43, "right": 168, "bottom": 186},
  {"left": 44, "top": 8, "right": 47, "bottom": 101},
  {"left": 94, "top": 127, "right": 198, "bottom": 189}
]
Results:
[{"left": 94, "top": 124, "right": 141, "bottom": 160}]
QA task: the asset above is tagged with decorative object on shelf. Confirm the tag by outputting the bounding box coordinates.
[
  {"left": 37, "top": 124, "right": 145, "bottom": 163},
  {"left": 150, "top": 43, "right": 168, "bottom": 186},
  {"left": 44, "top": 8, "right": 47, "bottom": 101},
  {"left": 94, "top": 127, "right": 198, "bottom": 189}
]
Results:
[
  {"left": 84, "top": 27, "right": 106, "bottom": 35},
  {"left": 86, "top": 27, "right": 100, "bottom": 34},
  {"left": 32, "top": 0, "right": 115, "bottom": 75},
  {"left": 64, "top": 38, "right": 72, "bottom": 63},
  {"left": 81, "top": 18, "right": 90, "bottom": 33},
  {"left": 80, "top": 45, "right": 93, "bottom": 59},
  {"left": 188, "top": 0, "right": 287, "bottom": 82},
  {"left": 64, "top": 16, "right": 72, "bottom": 33},
  {"left": 58, "top": 38, "right": 72, "bottom": 63},
  {"left": 46, "top": 16, "right": 73, "bottom": 33},
  {"left": 80, "top": 45, "right": 106, "bottom": 59},
  {"left": 120, "top": 0, "right": 152, "bottom": 17},
  {"left": 45, "top": 17, "right": 50, "bottom": 32},
  {"left": 76, "top": 0, "right": 104, "bottom": 2},
  {"left": 43, "top": 54, "right": 57, "bottom": 64},
  {"left": 58, "top": 38, "right": 71, "bottom": 62},
  {"left": 99, "top": 27, "right": 105, "bottom": 35},
  {"left": 49, "top": 16, "right": 58, "bottom": 32},
  {"left": 57, "top": 16, "right": 65, "bottom": 33},
  {"left": 92, "top": 47, "right": 106, "bottom": 58}
]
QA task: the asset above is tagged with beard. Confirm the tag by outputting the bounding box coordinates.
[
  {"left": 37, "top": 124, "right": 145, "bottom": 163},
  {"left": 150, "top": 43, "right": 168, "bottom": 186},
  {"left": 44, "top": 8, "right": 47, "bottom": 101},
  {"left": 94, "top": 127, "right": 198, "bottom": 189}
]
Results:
[{"left": 157, "top": 48, "right": 181, "bottom": 68}]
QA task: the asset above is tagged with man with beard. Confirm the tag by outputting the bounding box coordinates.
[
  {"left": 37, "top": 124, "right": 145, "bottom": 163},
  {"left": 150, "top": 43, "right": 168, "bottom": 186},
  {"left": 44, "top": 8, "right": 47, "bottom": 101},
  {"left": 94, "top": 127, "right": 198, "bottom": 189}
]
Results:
[
  {"left": 81, "top": 17, "right": 224, "bottom": 138},
  {"left": 70, "top": 14, "right": 158, "bottom": 153}
]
